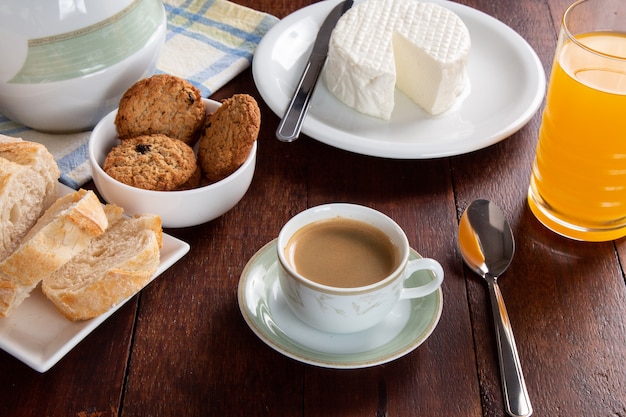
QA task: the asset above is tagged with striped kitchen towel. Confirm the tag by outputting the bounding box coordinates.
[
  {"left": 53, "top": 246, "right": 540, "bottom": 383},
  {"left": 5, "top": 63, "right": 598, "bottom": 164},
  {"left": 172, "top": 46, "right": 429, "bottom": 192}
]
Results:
[{"left": 0, "top": 0, "right": 278, "bottom": 189}]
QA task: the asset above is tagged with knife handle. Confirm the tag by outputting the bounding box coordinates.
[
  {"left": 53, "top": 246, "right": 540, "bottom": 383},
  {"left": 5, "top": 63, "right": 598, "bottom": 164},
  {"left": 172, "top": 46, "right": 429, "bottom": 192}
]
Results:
[{"left": 276, "top": 58, "right": 325, "bottom": 142}]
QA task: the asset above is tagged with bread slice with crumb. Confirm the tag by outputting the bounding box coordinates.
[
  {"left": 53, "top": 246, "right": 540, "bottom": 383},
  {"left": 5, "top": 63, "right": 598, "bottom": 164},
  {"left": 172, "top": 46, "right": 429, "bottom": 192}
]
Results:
[
  {"left": 43, "top": 213, "right": 162, "bottom": 321},
  {"left": 0, "top": 136, "right": 60, "bottom": 262},
  {"left": 0, "top": 135, "right": 60, "bottom": 211},
  {"left": 0, "top": 189, "right": 108, "bottom": 317},
  {"left": 0, "top": 158, "right": 42, "bottom": 262}
]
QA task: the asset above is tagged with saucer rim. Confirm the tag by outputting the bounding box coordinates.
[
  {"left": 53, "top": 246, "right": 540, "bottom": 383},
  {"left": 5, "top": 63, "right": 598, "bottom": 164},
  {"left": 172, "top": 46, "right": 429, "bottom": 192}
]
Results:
[{"left": 237, "top": 239, "right": 444, "bottom": 369}]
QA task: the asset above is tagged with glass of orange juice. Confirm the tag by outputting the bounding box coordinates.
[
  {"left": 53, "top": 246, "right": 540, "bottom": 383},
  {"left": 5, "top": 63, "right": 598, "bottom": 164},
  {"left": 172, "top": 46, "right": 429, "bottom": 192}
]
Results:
[{"left": 528, "top": 0, "right": 626, "bottom": 241}]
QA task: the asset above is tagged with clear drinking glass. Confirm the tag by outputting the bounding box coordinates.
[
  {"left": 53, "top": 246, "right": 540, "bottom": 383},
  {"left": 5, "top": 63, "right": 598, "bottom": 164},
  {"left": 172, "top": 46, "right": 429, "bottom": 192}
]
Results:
[{"left": 528, "top": 0, "right": 626, "bottom": 241}]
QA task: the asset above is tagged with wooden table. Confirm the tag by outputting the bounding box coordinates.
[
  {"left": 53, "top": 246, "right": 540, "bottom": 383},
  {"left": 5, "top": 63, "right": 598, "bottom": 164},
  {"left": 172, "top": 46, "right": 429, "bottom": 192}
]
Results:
[{"left": 2, "top": 0, "right": 626, "bottom": 416}]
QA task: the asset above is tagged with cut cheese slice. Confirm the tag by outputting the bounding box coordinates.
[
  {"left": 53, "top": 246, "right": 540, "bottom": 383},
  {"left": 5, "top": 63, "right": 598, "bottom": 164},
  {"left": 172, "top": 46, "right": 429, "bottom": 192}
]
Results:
[{"left": 323, "top": 0, "right": 471, "bottom": 119}]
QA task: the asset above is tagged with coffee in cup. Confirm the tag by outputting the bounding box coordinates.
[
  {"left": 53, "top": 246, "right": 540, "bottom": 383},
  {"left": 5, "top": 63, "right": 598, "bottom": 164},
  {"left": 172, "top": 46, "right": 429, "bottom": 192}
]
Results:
[
  {"left": 284, "top": 217, "right": 401, "bottom": 288},
  {"left": 277, "top": 203, "right": 444, "bottom": 334}
]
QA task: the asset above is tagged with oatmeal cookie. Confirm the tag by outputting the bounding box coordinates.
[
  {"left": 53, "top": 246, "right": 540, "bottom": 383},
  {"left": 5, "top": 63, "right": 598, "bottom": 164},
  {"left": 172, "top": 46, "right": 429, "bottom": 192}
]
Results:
[
  {"left": 115, "top": 74, "right": 205, "bottom": 145},
  {"left": 103, "top": 134, "right": 197, "bottom": 191},
  {"left": 175, "top": 164, "right": 202, "bottom": 191},
  {"left": 197, "top": 94, "right": 260, "bottom": 182}
]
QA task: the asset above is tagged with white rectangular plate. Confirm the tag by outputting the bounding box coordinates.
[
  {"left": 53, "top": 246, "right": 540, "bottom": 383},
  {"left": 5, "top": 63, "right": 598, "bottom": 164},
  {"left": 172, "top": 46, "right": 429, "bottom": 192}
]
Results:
[{"left": 0, "top": 183, "right": 190, "bottom": 372}]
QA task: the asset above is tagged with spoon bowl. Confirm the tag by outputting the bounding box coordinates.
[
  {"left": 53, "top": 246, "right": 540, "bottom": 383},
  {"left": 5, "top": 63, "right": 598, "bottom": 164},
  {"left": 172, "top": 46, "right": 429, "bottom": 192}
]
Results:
[
  {"left": 459, "top": 199, "right": 515, "bottom": 278},
  {"left": 458, "top": 199, "right": 532, "bottom": 417}
]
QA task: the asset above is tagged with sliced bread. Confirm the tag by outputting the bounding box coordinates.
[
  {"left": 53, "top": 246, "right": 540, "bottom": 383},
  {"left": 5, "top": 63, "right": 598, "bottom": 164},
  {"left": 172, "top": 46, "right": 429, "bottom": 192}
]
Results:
[
  {"left": 0, "top": 135, "right": 60, "bottom": 262},
  {"left": 0, "top": 189, "right": 108, "bottom": 317},
  {"left": 0, "top": 158, "right": 42, "bottom": 262},
  {"left": 43, "top": 213, "right": 162, "bottom": 321},
  {"left": 0, "top": 135, "right": 60, "bottom": 210}
]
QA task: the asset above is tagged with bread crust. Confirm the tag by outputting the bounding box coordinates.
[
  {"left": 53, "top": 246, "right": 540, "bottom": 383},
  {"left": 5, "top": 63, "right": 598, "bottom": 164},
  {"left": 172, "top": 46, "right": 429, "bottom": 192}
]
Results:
[
  {"left": 0, "top": 189, "right": 108, "bottom": 317},
  {"left": 43, "top": 214, "right": 162, "bottom": 321},
  {"left": 0, "top": 136, "right": 60, "bottom": 262},
  {"left": 0, "top": 158, "right": 41, "bottom": 262},
  {"left": 0, "top": 137, "right": 165, "bottom": 320},
  {"left": 0, "top": 135, "right": 60, "bottom": 209}
]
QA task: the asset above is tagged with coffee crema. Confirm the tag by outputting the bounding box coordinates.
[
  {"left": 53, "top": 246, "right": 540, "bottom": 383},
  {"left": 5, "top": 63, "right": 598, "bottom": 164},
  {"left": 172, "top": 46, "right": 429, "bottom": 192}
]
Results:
[{"left": 284, "top": 218, "right": 401, "bottom": 288}]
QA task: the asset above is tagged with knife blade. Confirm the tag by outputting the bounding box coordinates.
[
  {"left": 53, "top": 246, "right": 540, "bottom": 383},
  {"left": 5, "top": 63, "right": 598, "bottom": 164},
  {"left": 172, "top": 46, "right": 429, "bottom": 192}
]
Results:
[{"left": 275, "top": 0, "right": 354, "bottom": 142}]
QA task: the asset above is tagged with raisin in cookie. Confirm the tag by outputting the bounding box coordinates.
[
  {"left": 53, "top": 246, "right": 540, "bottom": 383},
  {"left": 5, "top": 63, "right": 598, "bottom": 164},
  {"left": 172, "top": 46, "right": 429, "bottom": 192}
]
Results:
[
  {"left": 115, "top": 74, "right": 205, "bottom": 145},
  {"left": 103, "top": 134, "right": 197, "bottom": 191},
  {"left": 197, "top": 94, "right": 260, "bottom": 182}
]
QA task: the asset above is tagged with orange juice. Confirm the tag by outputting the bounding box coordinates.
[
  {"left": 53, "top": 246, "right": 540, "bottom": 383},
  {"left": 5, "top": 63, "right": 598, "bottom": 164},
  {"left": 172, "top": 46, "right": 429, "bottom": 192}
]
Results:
[{"left": 528, "top": 31, "right": 626, "bottom": 241}]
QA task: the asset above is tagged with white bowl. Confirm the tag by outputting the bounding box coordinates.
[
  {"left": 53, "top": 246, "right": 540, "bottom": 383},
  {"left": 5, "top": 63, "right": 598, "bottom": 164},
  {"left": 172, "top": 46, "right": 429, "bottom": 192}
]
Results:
[
  {"left": 88, "top": 99, "right": 257, "bottom": 228},
  {"left": 0, "top": 0, "right": 166, "bottom": 132}
]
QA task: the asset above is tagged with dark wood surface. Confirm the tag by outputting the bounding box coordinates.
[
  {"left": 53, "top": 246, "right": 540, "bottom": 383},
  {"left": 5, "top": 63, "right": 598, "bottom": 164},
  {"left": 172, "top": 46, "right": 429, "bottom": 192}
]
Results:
[{"left": 2, "top": 1, "right": 626, "bottom": 416}]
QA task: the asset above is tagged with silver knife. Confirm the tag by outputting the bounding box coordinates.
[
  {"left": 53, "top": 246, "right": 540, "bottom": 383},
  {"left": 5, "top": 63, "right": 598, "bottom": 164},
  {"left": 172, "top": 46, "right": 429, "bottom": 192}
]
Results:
[{"left": 276, "top": 0, "right": 354, "bottom": 142}]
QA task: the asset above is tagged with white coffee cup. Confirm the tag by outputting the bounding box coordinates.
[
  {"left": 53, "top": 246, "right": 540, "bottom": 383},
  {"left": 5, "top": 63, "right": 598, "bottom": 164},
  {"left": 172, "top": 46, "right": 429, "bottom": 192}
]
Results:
[{"left": 277, "top": 203, "right": 444, "bottom": 334}]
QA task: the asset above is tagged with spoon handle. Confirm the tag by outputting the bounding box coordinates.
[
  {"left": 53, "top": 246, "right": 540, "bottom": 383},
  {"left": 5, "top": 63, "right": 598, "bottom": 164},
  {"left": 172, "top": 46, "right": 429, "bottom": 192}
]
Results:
[{"left": 487, "top": 278, "right": 533, "bottom": 417}]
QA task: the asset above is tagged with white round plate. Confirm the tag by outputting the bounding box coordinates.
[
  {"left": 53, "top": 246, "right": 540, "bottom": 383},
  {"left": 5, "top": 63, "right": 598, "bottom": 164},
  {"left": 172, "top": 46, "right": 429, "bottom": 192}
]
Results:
[
  {"left": 237, "top": 240, "right": 443, "bottom": 369},
  {"left": 253, "top": 0, "right": 546, "bottom": 158}
]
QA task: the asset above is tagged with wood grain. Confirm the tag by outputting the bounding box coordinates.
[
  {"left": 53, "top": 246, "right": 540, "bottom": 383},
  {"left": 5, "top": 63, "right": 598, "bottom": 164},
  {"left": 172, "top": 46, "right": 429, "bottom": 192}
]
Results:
[{"left": 1, "top": 1, "right": 625, "bottom": 416}]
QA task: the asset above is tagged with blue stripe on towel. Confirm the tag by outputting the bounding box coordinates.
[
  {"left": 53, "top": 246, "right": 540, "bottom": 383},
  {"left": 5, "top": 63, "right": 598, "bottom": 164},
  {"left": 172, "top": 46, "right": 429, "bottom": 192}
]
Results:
[{"left": 56, "top": 140, "right": 90, "bottom": 189}]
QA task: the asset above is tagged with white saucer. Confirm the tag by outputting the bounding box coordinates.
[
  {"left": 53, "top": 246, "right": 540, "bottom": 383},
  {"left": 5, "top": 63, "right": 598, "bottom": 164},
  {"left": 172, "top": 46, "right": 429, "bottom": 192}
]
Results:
[
  {"left": 252, "top": 0, "right": 546, "bottom": 158},
  {"left": 237, "top": 239, "right": 443, "bottom": 369}
]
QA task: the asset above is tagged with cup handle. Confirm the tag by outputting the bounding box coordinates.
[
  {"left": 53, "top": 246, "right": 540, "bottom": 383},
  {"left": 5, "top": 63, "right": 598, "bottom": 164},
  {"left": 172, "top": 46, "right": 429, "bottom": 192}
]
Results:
[{"left": 398, "top": 258, "right": 444, "bottom": 300}]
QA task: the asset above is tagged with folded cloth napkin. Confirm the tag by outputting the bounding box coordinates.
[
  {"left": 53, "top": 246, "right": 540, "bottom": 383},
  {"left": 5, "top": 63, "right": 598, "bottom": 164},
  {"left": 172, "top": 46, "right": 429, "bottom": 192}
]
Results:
[{"left": 0, "top": 0, "right": 278, "bottom": 189}]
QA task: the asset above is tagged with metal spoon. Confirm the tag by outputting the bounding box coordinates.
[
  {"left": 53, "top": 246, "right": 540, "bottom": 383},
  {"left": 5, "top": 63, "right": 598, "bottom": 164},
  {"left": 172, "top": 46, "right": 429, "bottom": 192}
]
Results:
[{"left": 458, "top": 199, "right": 533, "bottom": 417}]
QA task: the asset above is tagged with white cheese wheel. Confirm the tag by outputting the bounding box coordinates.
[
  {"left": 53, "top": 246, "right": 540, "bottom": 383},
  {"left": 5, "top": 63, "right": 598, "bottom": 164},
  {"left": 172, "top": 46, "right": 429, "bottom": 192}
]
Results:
[{"left": 323, "top": 0, "right": 471, "bottom": 119}]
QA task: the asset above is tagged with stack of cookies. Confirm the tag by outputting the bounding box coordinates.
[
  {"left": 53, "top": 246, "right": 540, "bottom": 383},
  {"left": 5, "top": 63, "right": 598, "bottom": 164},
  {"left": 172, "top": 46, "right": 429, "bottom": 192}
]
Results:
[{"left": 103, "top": 74, "right": 260, "bottom": 191}]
